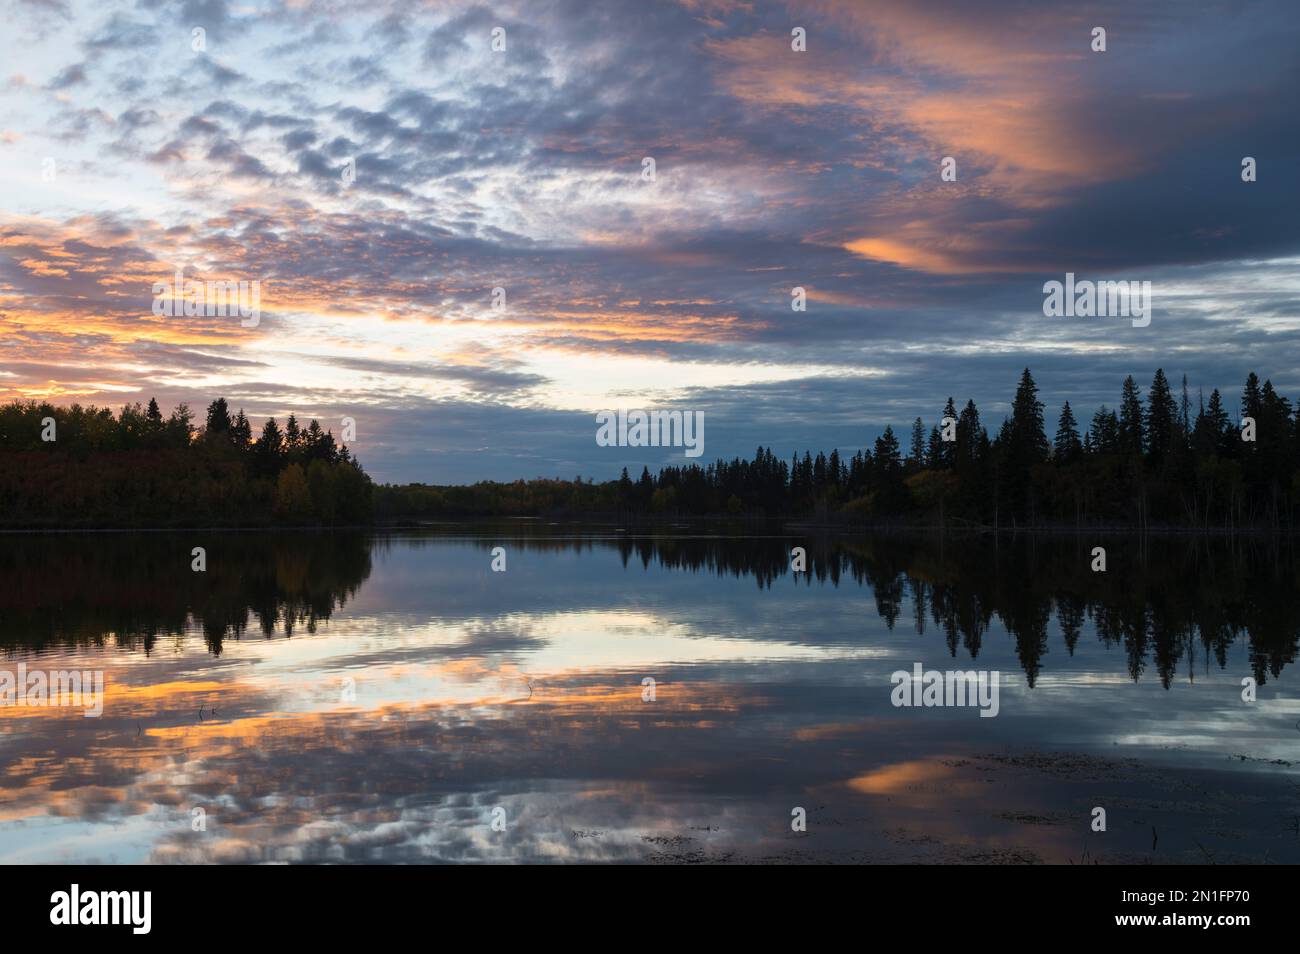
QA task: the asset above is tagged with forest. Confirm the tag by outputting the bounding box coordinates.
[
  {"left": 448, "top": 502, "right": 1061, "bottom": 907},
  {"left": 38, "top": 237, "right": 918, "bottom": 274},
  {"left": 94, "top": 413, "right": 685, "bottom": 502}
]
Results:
[
  {"left": 3, "top": 367, "right": 1297, "bottom": 529},
  {"left": 374, "top": 368, "right": 1300, "bottom": 530},
  {"left": 0, "top": 397, "right": 372, "bottom": 528}
]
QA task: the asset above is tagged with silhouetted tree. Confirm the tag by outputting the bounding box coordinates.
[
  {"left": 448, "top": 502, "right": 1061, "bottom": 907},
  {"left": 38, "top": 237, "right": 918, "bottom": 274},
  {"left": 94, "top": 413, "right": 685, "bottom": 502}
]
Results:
[{"left": 1054, "top": 401, "right": 1082, "bottom": 464}]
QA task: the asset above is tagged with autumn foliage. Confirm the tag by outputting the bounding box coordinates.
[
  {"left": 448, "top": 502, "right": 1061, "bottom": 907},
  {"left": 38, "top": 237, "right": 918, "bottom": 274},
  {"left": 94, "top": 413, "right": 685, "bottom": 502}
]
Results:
[{"left": 0, "top": 398, "right": 372, "bottom": 528}]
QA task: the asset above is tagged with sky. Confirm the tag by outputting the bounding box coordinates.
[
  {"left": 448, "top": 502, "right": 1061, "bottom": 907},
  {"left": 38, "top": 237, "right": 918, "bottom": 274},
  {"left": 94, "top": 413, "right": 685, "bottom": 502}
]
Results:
[{"left": 1, "top": 0, "right": 1297, "bottom": 484}]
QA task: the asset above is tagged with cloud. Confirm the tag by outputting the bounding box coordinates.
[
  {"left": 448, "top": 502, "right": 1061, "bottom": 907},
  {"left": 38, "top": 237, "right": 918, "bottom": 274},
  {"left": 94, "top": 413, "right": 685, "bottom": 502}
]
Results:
[
  {"left": 1, "top": 0, "right": 1296, "bottom": 481},
  {"left": 46, "top": 62, "right": 87, "bottom": 90}
]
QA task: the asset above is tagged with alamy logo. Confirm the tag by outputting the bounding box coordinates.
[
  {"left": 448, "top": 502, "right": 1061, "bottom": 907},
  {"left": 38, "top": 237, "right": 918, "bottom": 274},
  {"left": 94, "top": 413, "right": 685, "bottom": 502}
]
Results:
[
  {"left": 595, "top": 409, "right": 704, "bottom": 458},
  {"left": 151, "top": 270, "right": 261, "bottom": 327},
  {"left": 890, "top": 663, "right": 1000, "bottom": 717},
  {"left": 1042, "top": 272, "right": 1151, "bottom": 328},
  {"left": 50, "top": 885, "right": 151, "bottom": 934},
  {"left": 0, "top": 664, "right": 103, "bottom": 717}
]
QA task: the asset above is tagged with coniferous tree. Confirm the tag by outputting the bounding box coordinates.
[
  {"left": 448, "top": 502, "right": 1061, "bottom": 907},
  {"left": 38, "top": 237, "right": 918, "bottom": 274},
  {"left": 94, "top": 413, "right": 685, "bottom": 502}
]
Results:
[
  {"left": 205, "top": 397, "right": 232, "bottom": 436},
  {"left": 1118, "top": 376, "right": 1144, "bottom": 455},
  {"left": 956, "top": 399, "right": 982, "bottom": 466},
  {"left": 874, "top": 426, "right": 902, "bottom": 473},
  {"left": 926, "top": 426, "right": 943, "bottom": 468},
  {"left": 940, "top": 397, "right": 958, "bottom": 467},
  {"left": 1090, "top": 406, "right": 1120, "bottom": 453},
  {"left": 1009, "top": 369, "right": 1048, "bottom": 463},
  {"left": 1242, "top": 372, "right": 1263, "bottom": 425},
  {"left": 1054, "top": 401, "right": 1082, "bottom": 464},
  {"left": 168, "top": 404, "right": 194, "bottom": 447},
  {"left": 908, "top": 417, "right": 926, "bottom": 472},
  {"left": 1145, "top": 369, "right": 1178, "bottom": 463},
  {"left": 617, "top": 467, "right": 633, "bottom": 509},
  {"left": 1203, "top": 389, "right": 1233, "bottom": 456},
  {"left": 254, "top": 417, "right": 284, "bottom": 475},
  {"left": 231, "top": 409, "right": 252, "bottom": 447},
  {"left": 284, "top": 414, "right": 303, "bottom": 462},
  {"left": 872, "top": 425, "right": 908, "bottom": 514}
]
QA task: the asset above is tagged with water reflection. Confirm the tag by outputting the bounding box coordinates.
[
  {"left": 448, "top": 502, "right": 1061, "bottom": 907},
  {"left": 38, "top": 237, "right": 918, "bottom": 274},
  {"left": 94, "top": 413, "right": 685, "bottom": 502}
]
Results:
[
  {"left": 0, "top": 529, "right": 1297, "bottom": 864},
  {"left": 0, "top": 532, "right": 372, "bottom": 655}
]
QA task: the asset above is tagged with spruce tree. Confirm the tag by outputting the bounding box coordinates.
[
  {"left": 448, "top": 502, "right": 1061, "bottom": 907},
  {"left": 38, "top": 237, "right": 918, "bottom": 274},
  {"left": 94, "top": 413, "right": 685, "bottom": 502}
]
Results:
[
  {"left": 1009, "top": 368, "right": 1049, "bottom": 464},
  {"left": 1054, "top": 401, "right": 1082, "bottom": 463},
  {"left": 940, "top": 397, "right": 958, "bottom": 467},
  {"left": 909, "top": 417, "right": 926, "bottom": 471},
  {"left": 1118, "top": 376, "right": 1144, "bottom": 454},
  {"left": 1145, "top": 369, "right": 1178, "bottom": 462}
]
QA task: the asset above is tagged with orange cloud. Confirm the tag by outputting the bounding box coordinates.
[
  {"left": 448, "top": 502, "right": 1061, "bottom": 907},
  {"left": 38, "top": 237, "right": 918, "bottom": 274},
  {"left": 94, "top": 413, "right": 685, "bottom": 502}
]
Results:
[{"left": 706, "top": 1, "right": 1160, "bottom": 273}]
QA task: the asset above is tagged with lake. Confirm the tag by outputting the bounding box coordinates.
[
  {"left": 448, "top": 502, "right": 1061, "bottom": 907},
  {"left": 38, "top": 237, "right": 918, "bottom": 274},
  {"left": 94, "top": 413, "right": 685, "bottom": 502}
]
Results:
[{"left": 1, "top": 527, "right": 1297, "bottom": 863}]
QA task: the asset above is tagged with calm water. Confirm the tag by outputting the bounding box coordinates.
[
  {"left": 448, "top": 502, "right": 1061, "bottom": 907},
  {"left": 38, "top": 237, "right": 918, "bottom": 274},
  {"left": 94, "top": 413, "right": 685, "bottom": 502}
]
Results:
[{"left": 1, "top": 528, "right": 1298, "bottom": 864}]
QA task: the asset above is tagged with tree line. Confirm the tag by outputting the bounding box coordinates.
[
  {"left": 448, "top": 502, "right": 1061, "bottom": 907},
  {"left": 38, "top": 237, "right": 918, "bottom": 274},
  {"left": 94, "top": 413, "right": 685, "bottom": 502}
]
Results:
[
  {"left": 376, "top": 368, "right": 1300, "bottom": 529},
  {"left": 0, "top": 398, "right": 372, "bottom": 527},
  {"left": 5, "top": 368, "right": 1294, "bottom": 529}
]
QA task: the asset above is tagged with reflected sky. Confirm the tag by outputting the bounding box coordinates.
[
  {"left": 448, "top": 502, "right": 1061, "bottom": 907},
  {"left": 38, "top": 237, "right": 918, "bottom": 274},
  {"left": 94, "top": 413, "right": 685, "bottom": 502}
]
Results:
[{"left": 1, "top": 530, "right": 1297, "bottom": 863}]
